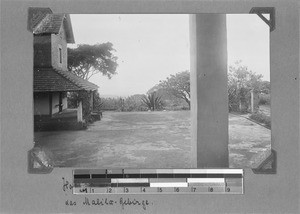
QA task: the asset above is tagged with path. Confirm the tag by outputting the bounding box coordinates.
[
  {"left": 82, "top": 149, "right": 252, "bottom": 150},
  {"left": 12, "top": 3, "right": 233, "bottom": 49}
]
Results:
[{"left": 34, "top": 111, "right": 271, "bottom": 168}]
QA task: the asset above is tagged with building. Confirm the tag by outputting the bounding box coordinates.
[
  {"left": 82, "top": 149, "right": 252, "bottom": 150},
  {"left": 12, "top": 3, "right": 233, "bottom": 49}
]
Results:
[{"left": 31, "top": 8, "right": 98, "bottom": 131}]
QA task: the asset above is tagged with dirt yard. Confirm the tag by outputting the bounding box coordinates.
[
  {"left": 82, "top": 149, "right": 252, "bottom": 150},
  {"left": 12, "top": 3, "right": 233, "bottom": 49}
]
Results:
[{"left": 34, "top": 111, "right": 271, "bottom": 168}]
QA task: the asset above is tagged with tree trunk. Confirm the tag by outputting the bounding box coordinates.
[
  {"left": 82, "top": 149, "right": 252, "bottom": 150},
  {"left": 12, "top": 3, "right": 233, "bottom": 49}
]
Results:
[{"left": 184, "top": 96, "right": 191, "bottom": 109}]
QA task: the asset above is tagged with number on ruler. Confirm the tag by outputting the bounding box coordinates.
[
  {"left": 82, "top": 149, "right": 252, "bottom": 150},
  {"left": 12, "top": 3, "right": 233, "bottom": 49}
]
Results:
[
  {"left": 91, "top": 188, "right": 95, "bottom": 193},
  {"left": 158, "top": 188, "right": 162, "bottom": 192},
  {"left": 208, "top": 187, "right": 213, "bottom": 192},
  {"left": 79, "top": 188, "right": 87, "bottom": 193},
  {"left": 142, "top": 187, "right": 146, "bottom": 192},
  {"left": 192, "top": 187, "right": 196, "bottom": 192},
  {"left": 125, "top": 187, "right": 129, "bottom": 193},
  {"left": 107, "top": 188, "right": 113, "bottom": 193},
  {"left": 226, "top": 187, "right": 231, "bottom": 192},
  {"left": 174, "top": 187, "right": 179, "bottom": 192}
]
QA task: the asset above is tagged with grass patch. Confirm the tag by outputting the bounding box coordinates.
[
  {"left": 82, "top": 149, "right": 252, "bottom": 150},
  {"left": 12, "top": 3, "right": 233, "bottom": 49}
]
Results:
[{"left": 249, "top": 112, "right": 271, "bottom": 129}]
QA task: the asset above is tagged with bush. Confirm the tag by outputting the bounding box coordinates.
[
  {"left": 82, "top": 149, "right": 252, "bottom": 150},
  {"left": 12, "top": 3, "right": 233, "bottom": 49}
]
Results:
[
  {"left": 100, "top": 95, "right": 150, "bottom": 112},
  {"left": 259, "top": 93, "right": 270, "bottom": 105},
  {"left": 67, "top": 91, "right": 93, "bottom": 122},
  {"left": 141, "top": 92, "right": 164, "bottom": 111},
  {"left": 93, "top": 91, "right": 103, "bottom": 112},
  {"left": 249, "top": 112, "right": 271, "bottom": 129},
  {"left": 123, "top": 95, "right": 146, "bottom": 112}
]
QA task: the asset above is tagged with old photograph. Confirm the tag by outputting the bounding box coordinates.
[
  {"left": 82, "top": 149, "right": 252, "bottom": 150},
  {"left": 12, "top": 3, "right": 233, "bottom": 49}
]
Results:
[{"left": 32, "top": 10, "right": 271, "bottom": 168}]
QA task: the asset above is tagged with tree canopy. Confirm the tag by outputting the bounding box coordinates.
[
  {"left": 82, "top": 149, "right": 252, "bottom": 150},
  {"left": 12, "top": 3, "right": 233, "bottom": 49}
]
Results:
[
  {"left": 228, "top": 60, "right": 266, "bottom": 112},
  {"left": 259, "top": 81, "right": 271, "bottom": 94},
  {"left": 157, "top": 70, "right": 190, "bottom": 108},
  {"left": 68, "top": 43, "right": 118, "bottom": 80},
  {"left": 228, "top": 60, "right": 263, "bottom": 93}
]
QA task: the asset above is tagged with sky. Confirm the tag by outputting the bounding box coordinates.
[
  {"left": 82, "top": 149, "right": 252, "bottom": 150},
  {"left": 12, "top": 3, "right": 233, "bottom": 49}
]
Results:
[{"left": 69, "top": 14, "right": 270, "bottom": 97}]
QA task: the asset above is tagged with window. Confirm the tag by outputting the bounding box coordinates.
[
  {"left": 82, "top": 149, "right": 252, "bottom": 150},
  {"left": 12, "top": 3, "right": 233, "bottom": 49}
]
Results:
[{"left": 59, "top": 47, "right": 62, "bottom": 64}]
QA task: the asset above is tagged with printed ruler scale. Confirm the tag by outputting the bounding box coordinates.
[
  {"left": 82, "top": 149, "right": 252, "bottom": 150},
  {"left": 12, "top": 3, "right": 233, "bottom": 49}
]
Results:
[{"left": 73, "top": 169, "right": 243, "bottom": 194}]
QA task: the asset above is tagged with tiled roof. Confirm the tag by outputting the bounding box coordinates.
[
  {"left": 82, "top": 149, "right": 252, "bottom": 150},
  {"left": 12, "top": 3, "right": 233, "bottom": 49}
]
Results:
[
  {"left": 33, "top": 13, "right": 75, "bottom": 43},
  {"left": 28, "top": 7, "right": 53, "bottom": 30},
  {"left": 34, "top": 14, "right": 64, "bottom": 34},
  {"left": 34, "top": 68, "right": 98, "bottom": 92}
]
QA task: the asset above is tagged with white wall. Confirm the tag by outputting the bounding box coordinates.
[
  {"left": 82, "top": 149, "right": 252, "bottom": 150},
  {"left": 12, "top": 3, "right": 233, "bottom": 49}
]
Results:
[{"left": 51, "top": 25, "right": 68, "bottom": 71}]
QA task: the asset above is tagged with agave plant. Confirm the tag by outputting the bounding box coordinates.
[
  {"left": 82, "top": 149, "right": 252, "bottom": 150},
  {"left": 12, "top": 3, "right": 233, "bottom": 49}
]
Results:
[{"left": 141, "top": 91, "right": 164, "bottom": 111}]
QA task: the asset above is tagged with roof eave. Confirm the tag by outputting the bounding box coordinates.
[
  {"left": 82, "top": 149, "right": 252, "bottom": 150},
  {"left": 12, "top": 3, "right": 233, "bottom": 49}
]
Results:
[{"left": 64, "top": 14, "right": 75, "bottom": 44}]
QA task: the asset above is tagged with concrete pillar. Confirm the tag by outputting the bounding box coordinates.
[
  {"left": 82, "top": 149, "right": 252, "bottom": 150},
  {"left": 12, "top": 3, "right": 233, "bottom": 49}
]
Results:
[
  {"left": 190, "top": 14, "right": 229, "bottom": 168},
  {"left": 77, "top": 101, "right": 83, "bottom": 122}
]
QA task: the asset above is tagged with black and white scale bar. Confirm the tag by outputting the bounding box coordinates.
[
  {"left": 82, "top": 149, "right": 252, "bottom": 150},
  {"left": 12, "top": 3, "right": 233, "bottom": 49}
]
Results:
[
  {"left": 74, "top": 178, "right": 231, "bottom": 187},
  {"left": 73, "top": 169, "right": 243, "bottom": 194},
  {"left": 73, "top": 169, "right": 243, "bottom": 179}
]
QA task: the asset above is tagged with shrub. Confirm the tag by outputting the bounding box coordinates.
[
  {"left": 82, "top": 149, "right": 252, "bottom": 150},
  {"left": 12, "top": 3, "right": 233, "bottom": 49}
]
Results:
[
  {"left": 123, "top": 95, "right": 146, "bottom": 112},
  {"left": 249, "top": 112, "right": 271, "bottom": 129},
  {"left": 93, "top": 91, "right": 103, "bottom": 112},
  {"left": 67, "top": 91, "right": 93, "bottom": 122},
  {"left": 100, "top": 97, "right": 119, "bottom": 111},
  {"left": 141, "top": 91, "right": 164, "bottom": 111},
  {"left": 259, "top": 93, "right": 270, "bottom": 105}
]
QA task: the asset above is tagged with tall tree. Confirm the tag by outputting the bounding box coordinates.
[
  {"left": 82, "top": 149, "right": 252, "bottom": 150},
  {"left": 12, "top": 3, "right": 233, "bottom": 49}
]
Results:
[
  {"left": 228, "top": 60, "right": 264, "bottom": 112},
  {"left": 158, "top": 70, "right": 190, "bottom": 109},
  {"left": 228, "top": 61, "right": 263, "bottom": 92},
  {"left": 68, "top": 43, "right": 118, "bottom": 80},
  {"left": 67, "top": 43, "right": 118, "bottom": 121}
]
